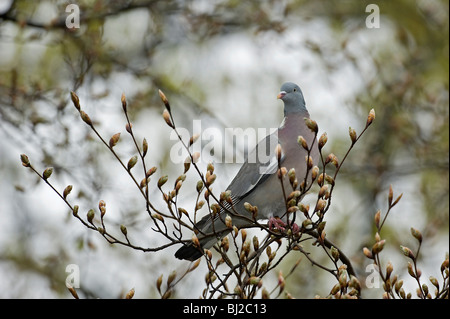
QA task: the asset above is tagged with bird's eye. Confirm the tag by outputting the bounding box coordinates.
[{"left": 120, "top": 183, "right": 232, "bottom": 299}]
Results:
[{"left": 293, "top": 88, "right": 297, "bottom": 92}]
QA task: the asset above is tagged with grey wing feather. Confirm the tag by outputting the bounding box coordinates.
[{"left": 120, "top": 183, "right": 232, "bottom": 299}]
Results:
[{"left": 227, "top": 131, "right": 284, "bottom": 200}]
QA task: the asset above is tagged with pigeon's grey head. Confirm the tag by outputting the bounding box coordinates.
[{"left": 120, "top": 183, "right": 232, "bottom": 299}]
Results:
[{"left": 277, "top": 82, "right": 306, "bottom": 115}]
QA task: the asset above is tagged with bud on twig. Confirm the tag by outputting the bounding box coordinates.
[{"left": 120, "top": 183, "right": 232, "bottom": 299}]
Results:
[
  {"left": 189, "top": 134, "right": 200, "bottom": 147},
  {"left": 20, "top": 154, "right": 30, "bottom": 167},
  {"left": 192, "top": 233, "right": 200, "bottom": 247},
  {"left": 363, "top": 247, "right": 373, "bottom": 259},
  {"left": 120, "top": 224, "right": 127, "bottom": 236},
  {"left": 125, "top": 288, "right": 134, "bottom": 299},
  {"left": 331, "top": 246, "right": 339, "bottom": 262},
  {"left": 349, "top": 127, "right": 357, "bottom": 145},
  {"left": 67, "top": 286, "right": 79, "bottom": 299},
  {"left": 158, "top": 89, "right": 171, "bottom": 111},
  {"left": 372, "top": 239, "right": 385, "bottom": 254},
  {"left": 275, "top": 144, "right": 282, "bottom": 162},
  {"left": 99, "top": 200, "right": 106, "bottom": 218},
  {"left": 374, "top": 210, "right": 381, "bottom": 229},
  {"left": 70, "top": 91, "right": 80, "bottom": 111},
  {"left": 311, "top": 166, "right": 319, "bottom": 181},
  {"left": 80, "top": 110, "right": 92, "bottom": 126},
  {"left": 297, "top": 136, "right": 308, "bottom": 150},
  {"left": 121, "top": 93, "right": 127, "bottom": 112},
  {"left": 318, "top": 132, "right": 327, "bottom": 150},
  {"left": 167, "top": 270, "right": 177, "bottom": 286},
  {"left": 109, "top": 133, "right": 121, "bottom": 148},
  {"left": 410, "top": 227, "right": 422, "bottom": 243},
  {"left": 388, "top": 184, "right": 393, "bottom": 206},
  {"left": 87, "top": 209, "right": 95, "bottom": 224},
  {"left": 305, "top": 155, "right": 313, "bottom": 169},
  {"left": 63, "top": 185, "right": 73, "bottom": 199},
  {"left": 43, "top": 167, "right": 53, "bottom": 181},
  {"left": 401, "top": 245, "right": 415, "bottom": 259},
  {"left": 225, "top": 215, "right": 233, "bottom": 229},
  {"left": 304, "top": 118, "right": 318, "bottom": 133},
  {"left": 145, "top": 167, "right": 157, "bottom": 178},
  {"left": 366, "top": 108, "right": 376, "bottom": 127},
  {"left": 125, "top": 122, "right": 132, "bottom": 134},
  {"left": 192, "top": 152, "right": 200, "bottom": 163},
  {"left": 72, "top": 205, "right": 79, "bottom": 217},
  {"left": 142, "top": 138, "right": 148, "bottom": 157},
  {"left": 163, "top": 109, "right": 173, "bottom": 128},
  {"left": 127, "top": 155, "right": 138, "bottom": 171}
]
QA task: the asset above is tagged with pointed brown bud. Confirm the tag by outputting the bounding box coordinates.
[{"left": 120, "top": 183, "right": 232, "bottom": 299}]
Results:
[
  {"left": 311, "top": 166, "right": 319, "bottom": 181},
  {"left": 241, "top": 229, "right": 247, "bottom": 243},
  {"left": 225, "top": 215, "right": 233, "bottom": 229},
  {"left": 221, "top": 236, "right": 229, "bottom": 251},
  {"left": 400, "top": 245, "right": 415, "bottom": 259},
  {"left": 366, "top": 108, "right": 376, "bottom": 127},
  {"left": 275, "top": 144, "right": 282, "bottom": 162},
  {"left": 192, "top": 152, "right": 200, "bottom": 163},
  {"left": 297, "top": 136, "right": 308, "bottom": 150},
  {"left": 192, "top": 233, "right": 200, "bottom": 247},
  {"left": 319, "top": 185, "right": 328, "bottom": 198},
  {"left": 87, "top": 209, "right": 95, "bottom": 224},
  {"left": 372, "top": 239, "right": 385, "bottom": 254},
  {"left": 72, "top": 205, "right": 79, "bottom": 217},
  {"left": 189, "top": 134, "right": 200, "bottom": 147},
  {"left": 318, "top": 132, "right": 327, "bottom": 150},
  {"left": 206, "top": 173, "right": 216, "bottom": 186},
  {"left": 410, "top": 227, "right": 422, "bottom": 243},
  {"left": 63, "top": 185, "right": 73, "bottom": 199},
  {"left": 68, "top": 286, "right": 79, "bottom": 299},
  {"left": 363, "top": 247, "right": 373, "bottom": 259},
  {"left": 158, "top": 175, "right": 168, "bottom": 188},
  {"left": 253, "top": 236, "right": 259, "bottom": 250},
  {"left": 80, "top": 110, "right": 92, "bottom": 126},
  {"left": 125, "top": 122, "right": 133, "bottom": 134},
  {"left": 127, "top": 155, "right": 138, "bottom": 170},
  {"left": 20, "top": 154, "right": 31, "bottom": 167},
  {"left": 304, "top": 118, "right": 318, "bottom": 133},
  {"left": 146, "top": 166, "right": 157, "bottom": 178},
  {"left": 70, "top": 91, "right": 80, "bottom": 110},
  {"left": 43, "top": 167, "right": 53, "bottom": 180},
  {"left": 195, "top": 200, "right": 205, "bottom": 211},
  {"left": 142, "top": 138, "right": 148, "bottom": 157},
  {"left": 325, "top": 153, "right": 339, "bottom": 168},
  {"left": 140, "top": 177, "right": 148, "bottom": 188},
  {"left": 99, "top": 200, "right": 106, "bottom": 218},
  {"left": 109, "top": 133, "right": 121, "bottom": 148},
  {"left": 121, "top": 93, "right": 127, "bottom": 112},
  {"left": 196, "top": 180, "right": 204, "bottom": 192},
  {"left": 315, "top": 199, "right": 327, "bottom": 212},
  {"left": 305, "top": 155, "right": 313, "bottom": 169},
  {"left": 388, "top": 184, "right": 393, "bottom": 206},
  {"left": 331, "top": 246, "right": 339, "bottom": 262},
  {"left": 158, "top": 89, "right": 171, "bottom": 111},
  {"left": 349, "top": 127, "right": 357, "bottom": 144},
  {"left": 167, "top": 270, "right": 177, "bottom": 286},
  {"left": 162, "top": 109, "right": 173, "bottom": 128},
  {"left": 125, "top": 288, "right": 134, "bottom": 299},
  {"left": 374, "top": 210, "right": 381, "bottom": 229},
  {"left": 120, "top": 224, "right": 127, "bottom": 236},
  {"left": 386, "top": 261, "right": 393, "bottom": 279},
  {"left": 244, "top": 202, "right": 252, "bottom": 212}
]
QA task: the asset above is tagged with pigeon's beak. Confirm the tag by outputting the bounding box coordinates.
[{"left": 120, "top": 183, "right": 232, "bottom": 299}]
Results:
[{"left": 277, "top": 91, "right": 286, "bottom": 99}]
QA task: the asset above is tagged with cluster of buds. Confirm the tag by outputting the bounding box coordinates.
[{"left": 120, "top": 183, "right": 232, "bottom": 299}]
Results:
[{"left": 243, "top": 202, "right": 258, "bottom": 220}]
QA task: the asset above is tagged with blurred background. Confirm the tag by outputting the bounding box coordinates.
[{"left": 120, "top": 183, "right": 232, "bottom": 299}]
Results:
[{"left": 0, "top": 0, "right": 448, "bottom": 298}]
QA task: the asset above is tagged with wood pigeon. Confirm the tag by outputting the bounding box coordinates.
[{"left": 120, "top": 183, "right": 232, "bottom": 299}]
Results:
[{"left": 175, "top": 82, "right": 319, "bottom": 260}]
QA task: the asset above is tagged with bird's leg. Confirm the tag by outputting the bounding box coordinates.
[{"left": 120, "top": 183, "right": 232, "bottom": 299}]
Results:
[{"left": 268, "top": 216, "right": 286, "bottom": 232}]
